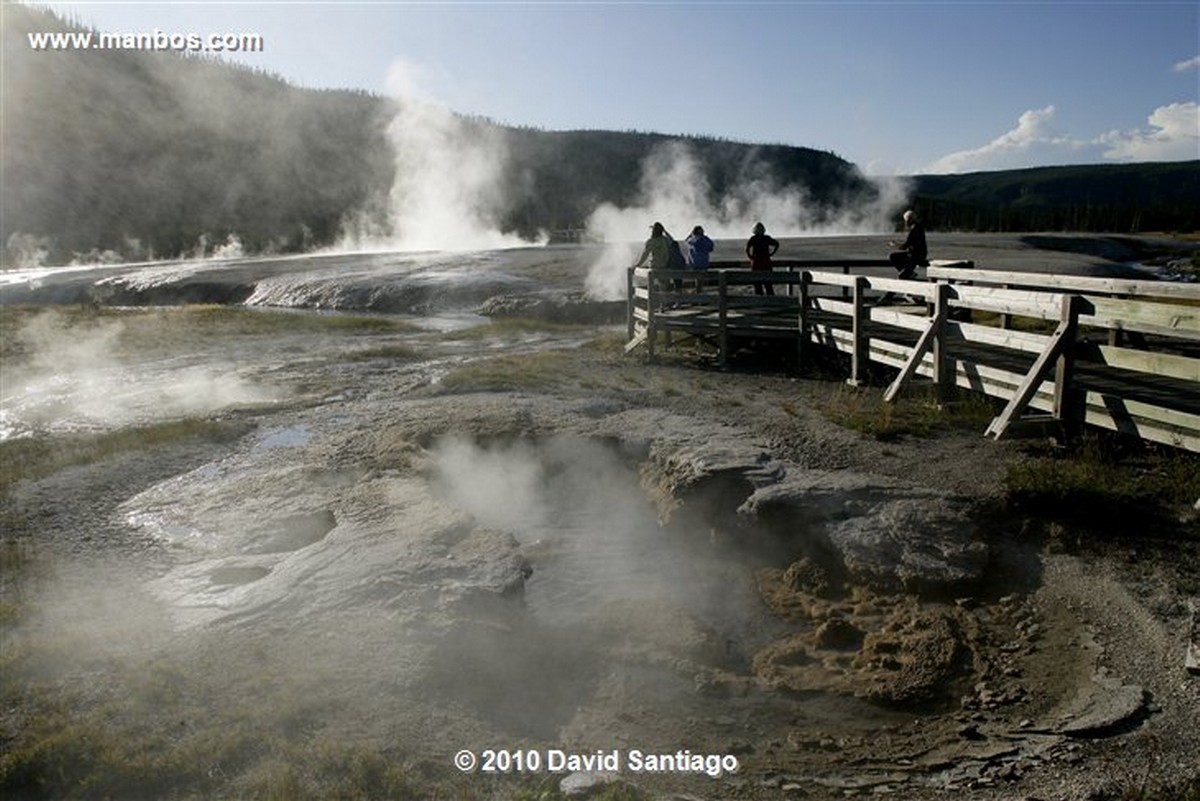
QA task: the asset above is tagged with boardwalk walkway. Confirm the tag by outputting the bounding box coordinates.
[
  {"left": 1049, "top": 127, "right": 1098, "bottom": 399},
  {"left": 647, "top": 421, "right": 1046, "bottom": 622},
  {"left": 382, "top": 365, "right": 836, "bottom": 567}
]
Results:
[{"left": 626, "top": 260, "right": 1200, "bottom": 452}]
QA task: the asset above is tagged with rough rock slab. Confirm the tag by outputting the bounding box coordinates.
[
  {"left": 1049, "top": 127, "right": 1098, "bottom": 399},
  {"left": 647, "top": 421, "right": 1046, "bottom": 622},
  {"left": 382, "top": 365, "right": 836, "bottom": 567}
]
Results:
[
  {"left": 824, "top": 496, "right": 988, "bottom": 591},
  {"left": 1054, "top": 673, "right": 1147, "bottom": 737},
  {"left": 739, "top": 470, "right": 988, "bottom": 592},
  {"left": 560, "top": 771, "right": 622, "bottom": 797}
]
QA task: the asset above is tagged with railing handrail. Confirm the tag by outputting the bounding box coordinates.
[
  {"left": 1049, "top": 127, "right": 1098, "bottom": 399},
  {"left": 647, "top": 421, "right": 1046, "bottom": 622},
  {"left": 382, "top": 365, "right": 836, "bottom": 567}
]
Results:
[{"left": 928, "top": 265, "right": 1200, "bottom": 301}]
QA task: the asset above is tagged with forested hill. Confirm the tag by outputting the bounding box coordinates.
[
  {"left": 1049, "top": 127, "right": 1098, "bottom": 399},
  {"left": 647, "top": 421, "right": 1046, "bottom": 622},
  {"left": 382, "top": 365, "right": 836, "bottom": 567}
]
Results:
[
  {"left": 910, "top": 162, "right": 1200, "bottom": 234},
  {"left": 2, "top": 4, "right": 871, "bottom": 266},
  {"left": 3, "top": 4, "right": 1198, "bottom": 268},
  {"left": 3, "top": 4, "right": 394, "bottom": 264}
]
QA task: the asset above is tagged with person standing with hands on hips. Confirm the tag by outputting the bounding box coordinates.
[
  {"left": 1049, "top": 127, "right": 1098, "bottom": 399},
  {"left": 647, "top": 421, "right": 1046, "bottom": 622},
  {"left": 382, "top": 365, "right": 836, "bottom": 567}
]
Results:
[{"left": 745, "top": 222, "right": 779, "bottom": 296}]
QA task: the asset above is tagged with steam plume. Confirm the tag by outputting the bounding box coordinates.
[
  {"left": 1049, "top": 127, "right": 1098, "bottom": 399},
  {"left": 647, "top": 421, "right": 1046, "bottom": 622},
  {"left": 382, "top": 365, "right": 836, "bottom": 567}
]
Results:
[
  {"left": 1, "top": 311, "right": 275, "bottom": 439},
  {"left": 583, "top": 140, "right": 910, "bottom": 299},
  {"left": 338, "top": 60, "right": 542, "bottom": 253}
]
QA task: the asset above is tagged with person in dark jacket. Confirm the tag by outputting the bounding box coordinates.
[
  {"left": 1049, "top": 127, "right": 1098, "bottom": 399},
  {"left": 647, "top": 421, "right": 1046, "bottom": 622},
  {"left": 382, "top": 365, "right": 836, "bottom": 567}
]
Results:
[
  {"left": 889, "top": 210, "right": 928, "bottom": 279},
  {"left": 745, "top": 221, "right": 779, "bottom": 296}
]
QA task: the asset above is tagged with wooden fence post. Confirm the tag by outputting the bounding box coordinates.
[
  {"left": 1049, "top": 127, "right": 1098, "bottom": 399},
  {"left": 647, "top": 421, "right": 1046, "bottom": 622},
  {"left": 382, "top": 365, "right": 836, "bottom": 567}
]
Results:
[
  {"left": 848, "top": 276, "right": 868, "bottom": 386},
  {"left": 933, "top": 282, "right": 951, "bottom": 401},
  {"left": 718, "top": 270, "right": 729, "bottom": 368},
  {"left": 626, "top": 266, "right": 635, "bottom": 341},
  {"left": 646, "top": 270, "right": 657, "bottom": 361},
  {"left": 797, "top": 271, "right": 811, "bottom": 371},
  {"left": 1053, "top": 293, "right": 1085, "bottom": 437}
]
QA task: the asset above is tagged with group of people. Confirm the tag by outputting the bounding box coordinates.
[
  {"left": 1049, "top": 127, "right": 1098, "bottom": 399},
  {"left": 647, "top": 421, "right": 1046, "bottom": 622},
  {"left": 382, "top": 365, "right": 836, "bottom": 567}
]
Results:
[
  {"left": 634, "top": 222, "right": 716, "bottom": 272},
  {"left": 635, "top": 211, "right": 928, "bottom": 297}
]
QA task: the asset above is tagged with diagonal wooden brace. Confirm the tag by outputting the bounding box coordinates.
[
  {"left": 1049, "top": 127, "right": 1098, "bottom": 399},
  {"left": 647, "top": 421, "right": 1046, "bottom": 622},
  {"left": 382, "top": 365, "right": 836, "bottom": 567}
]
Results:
[
  {"left": 884, "top": 283, "right": 949, "bottom": 403},
  {"left": 986, "top": 294, "right": 1083, "bottom": 439}
]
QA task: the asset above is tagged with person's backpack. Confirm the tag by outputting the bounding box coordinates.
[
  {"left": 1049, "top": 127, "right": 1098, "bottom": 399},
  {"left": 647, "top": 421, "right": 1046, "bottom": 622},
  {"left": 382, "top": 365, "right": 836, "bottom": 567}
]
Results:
[{"left": 665, "top": 237, "right": 687, "bottom": 270}]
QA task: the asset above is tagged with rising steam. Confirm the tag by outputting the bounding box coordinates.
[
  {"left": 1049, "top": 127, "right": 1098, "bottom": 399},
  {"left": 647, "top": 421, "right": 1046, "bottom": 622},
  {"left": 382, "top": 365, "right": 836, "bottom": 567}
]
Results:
[
  {"left": 338, "top": 60, "right": 542, "bottom": 253},
  {"left": 584, "top": 140, "right": 910, "bottom": 299},
  {"left": 1, "top": 311, "right": 275, "bottom": 439}
]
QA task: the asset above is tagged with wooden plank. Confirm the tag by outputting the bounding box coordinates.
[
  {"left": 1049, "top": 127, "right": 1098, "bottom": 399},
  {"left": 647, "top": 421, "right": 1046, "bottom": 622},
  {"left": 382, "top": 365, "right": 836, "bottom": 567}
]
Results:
[
  {"left": 709, "top": 259, "right": 893, "bottom": 270},
  {"left": 812, "top": 297, "right": 856, "bottom": 317},
  {"left": 869, "top": 276, "right": 936, "bottom": 296},
  {"left": 807, "top": 270, "right": 863, "bottom": 288},
  {"left": 952, "top": 320, "right": 1053, "bottom": 355},
  {"left": 951, "top": 285, "right": 1069, "bottom": 321},
  {"left": 1080, "top": 295, "right": 1200, "bottom": 341},
  {"left": 1079, "top": 343, "right": 1200, "bottom": 382},
  {"left": 929, "top": 266, "right": 1200, "bottom": 301},
  {"left": 868, "top": 306, "right": 935, "bottom": 333},
  {"left": 1080, "top": 396, "right": 1200, "bottom": 452}
]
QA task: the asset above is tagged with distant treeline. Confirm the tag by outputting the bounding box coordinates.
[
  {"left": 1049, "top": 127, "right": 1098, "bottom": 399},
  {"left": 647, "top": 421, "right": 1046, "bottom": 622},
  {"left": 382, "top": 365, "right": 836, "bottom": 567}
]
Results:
[
  {"left": 910, "top": 162, "right": 1200, "bottom": 234},
  {"left": 3, "top": 4, "right": 1198, "bottom": 267}
]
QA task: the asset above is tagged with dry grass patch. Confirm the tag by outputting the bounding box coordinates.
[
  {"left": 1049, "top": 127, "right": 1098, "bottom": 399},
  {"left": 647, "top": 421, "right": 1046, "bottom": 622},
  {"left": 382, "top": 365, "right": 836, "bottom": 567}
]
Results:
[
  {"left": 0, "top": 418, "right": 250, "bottom": 498},
  {"left": 821, "top": 384, "right": 998, "bottom": 441}
]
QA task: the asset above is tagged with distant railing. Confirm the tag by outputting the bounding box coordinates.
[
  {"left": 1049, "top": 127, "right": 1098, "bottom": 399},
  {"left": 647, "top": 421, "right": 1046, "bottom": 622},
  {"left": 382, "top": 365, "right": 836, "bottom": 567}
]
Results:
[{"left": 626, "top": 261, "right": 1200, "bottom": 451}]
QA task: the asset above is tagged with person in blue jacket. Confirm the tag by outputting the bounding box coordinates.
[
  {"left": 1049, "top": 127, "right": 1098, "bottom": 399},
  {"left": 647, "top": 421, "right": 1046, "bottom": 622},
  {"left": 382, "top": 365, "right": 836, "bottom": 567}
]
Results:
[{"left": 685, "top": 225, "right": 715, "bottom": 269}]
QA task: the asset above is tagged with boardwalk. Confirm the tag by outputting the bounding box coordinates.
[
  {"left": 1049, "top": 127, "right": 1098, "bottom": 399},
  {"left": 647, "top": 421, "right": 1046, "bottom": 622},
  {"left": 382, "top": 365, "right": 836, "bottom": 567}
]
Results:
[{"left": 627, "top": 260, "right": 1200, "bottom": 452}]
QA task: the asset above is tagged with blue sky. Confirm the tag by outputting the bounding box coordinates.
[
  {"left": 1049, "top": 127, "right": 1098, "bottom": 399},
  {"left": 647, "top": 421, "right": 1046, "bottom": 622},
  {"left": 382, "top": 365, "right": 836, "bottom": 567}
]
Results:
[{"left": 33, "top": 1, "right": 1200, "bottom": 174}]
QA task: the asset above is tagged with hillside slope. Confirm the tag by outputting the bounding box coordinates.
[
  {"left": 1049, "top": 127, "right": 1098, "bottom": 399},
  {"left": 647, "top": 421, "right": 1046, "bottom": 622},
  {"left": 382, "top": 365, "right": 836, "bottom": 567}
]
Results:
[
  {"left": 2, "top": 4, "right": 872, "bottom": 265},
  {"left": 912, "top": 161, "right": 1200, "bottom": 233}
]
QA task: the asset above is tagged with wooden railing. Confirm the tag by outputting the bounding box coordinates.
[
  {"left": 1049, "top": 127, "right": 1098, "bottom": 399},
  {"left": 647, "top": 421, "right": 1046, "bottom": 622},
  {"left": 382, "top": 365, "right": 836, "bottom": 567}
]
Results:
[{"left": 626, "top": 261, "right": 1200, "bottom": 451}]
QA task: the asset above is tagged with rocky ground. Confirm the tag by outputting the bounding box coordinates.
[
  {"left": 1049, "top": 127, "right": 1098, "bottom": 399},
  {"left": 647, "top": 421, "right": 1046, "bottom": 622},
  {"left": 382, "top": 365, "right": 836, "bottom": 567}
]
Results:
[{"left": 1, "top": 234, "right": 1198, "bottom": 801}]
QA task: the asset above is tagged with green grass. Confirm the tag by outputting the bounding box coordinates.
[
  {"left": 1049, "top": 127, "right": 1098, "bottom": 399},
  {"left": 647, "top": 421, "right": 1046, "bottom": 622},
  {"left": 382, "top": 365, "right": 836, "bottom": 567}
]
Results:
[
  {"left": 2, "top": 305, "right": 420, "bottom": 362},
  {"left": 1002, "top": 434, "right": 1200, "bottom": 526},
  {"left": 434, "top": 351, "right": 576, "bottom": 392},
  {"left": 345, "top": 344, "right": 420, "bottom": 361},
  {"left": 440, "top": 317, "right": 587, "bottom": 341},
  {"left": 0, "top": 418, "right": 249, "bottom": 498},
  {"left": 0, "top": 693, "right": 426, "bottom": 801},
  {"left": 821, "top": 384, "right": 998, "bottom": 441}
]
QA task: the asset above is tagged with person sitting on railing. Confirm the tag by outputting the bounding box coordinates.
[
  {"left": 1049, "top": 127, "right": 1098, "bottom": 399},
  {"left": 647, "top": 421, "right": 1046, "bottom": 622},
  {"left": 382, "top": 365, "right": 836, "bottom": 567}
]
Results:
[
  {"left": 888, "top": 210, "right": 928, "bottom": 279},
  {"left": 746, "top": 221, "right": 779, "bottom": 296}
]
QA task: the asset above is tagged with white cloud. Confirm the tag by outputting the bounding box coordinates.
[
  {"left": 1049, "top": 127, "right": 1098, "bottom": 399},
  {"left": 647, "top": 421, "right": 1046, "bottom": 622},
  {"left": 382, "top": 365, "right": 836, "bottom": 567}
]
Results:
[
  {"left": 1173, "top": 55, "right": 1200, "bottom": 72},
  {"left": 1099, "top": 102, "right": 1199, "bottom": 162},
  {"left": 922, "top": 106, "right": 1090, "bottom": 174},
  {"left": 922, "top": 103, "right": 1199, "bottom": 174}
]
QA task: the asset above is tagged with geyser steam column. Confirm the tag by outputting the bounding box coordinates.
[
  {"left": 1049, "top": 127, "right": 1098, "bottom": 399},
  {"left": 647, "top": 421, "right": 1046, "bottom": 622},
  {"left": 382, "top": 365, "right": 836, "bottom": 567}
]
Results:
[{"left": 344, "top": 59, "right": 537, "bottom": 253}]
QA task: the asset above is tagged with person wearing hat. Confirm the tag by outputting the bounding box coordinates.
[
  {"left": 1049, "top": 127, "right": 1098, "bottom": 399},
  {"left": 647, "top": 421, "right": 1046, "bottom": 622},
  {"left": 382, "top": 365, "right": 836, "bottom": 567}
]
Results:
[
  {"left": 889, "top": 210, "right": 928, "bottom": 279},
  {"left": 745, "top": 221, "right": 779, "bottom": 296}
]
